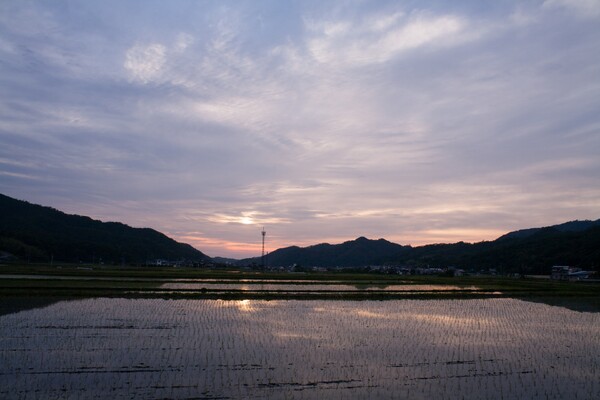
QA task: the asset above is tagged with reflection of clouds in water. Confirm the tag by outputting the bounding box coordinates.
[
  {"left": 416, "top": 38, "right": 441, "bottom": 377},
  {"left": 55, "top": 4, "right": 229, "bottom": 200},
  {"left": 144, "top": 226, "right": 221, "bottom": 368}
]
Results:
[
  {"left": 161, "top": 283, "right": 484, "bottom": 291},
  {"left": 355, "top": 310, "right": 394, "bottom": 320},
  {"left": 407, "top": 313, "right": 493, "bottom": 326},
  {"left": 315, "top": 301, "right": 495, "bottom": 325},
  {"left": 1, "top": 298, "right": 598, "bottom": 399},
  {"left": 273, "top": 331, "right": 321, "bottom": 341},
  {"left": 273, "top": 332, "right": 304, "bottom": 339}
]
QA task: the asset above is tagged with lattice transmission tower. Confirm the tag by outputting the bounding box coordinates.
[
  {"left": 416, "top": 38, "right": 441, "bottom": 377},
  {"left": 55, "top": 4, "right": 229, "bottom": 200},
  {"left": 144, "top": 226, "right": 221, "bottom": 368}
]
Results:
[{"left": 261, "top": 227, "right": 266, "bottom": 267}]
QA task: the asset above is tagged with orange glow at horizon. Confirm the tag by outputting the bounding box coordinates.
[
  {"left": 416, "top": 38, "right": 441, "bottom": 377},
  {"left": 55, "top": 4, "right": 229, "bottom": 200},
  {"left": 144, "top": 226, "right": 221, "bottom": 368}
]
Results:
[
  {"left": 177, "top": 235, "right": 262, "bottom": 257},
  {"left": 176, "top": 228, "right": 508, "bottom": 259},
  {"left": 176, "top": 234, "right": 292, "bottom": 259}
]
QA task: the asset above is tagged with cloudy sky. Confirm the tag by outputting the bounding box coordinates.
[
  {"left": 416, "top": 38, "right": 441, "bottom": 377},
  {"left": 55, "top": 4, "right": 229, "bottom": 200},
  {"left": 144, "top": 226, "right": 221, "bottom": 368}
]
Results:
[{"left": 1, "top": 0, "right": 599, "bottom": 258}]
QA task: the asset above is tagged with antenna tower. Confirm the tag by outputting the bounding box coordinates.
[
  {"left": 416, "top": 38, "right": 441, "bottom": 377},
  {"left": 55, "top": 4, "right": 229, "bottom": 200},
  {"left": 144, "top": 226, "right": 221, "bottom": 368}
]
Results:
[{"left": 261, "top": 227, "right": 266, "bottom": 267}]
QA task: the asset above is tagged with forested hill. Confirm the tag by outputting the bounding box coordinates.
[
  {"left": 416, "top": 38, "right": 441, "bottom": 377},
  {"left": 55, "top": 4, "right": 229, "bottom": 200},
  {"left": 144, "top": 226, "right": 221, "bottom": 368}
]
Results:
[
  {"left": 240, "top": 222, "right": 600, "bottom": 274},
  {"left": 2, "top": 192, "right": 598, "bottom": 273},
  {"left": 497, "top": 219, "right": 600, "bottom": 240},
  {"left": 0, "top": 193, "right": 209, "bottom": 264},
  {"left": 405, "top": 223, "right": 600, "bottom": 274},
  {"left": 241, "top": 237, "right": 409, "bottom": 268}
]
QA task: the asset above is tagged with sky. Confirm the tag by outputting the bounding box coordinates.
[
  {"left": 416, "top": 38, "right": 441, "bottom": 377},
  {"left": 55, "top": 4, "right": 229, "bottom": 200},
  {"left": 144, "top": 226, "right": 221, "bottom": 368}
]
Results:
[{"left": 1, "top": 0, "right": 600, "bottom": 258}]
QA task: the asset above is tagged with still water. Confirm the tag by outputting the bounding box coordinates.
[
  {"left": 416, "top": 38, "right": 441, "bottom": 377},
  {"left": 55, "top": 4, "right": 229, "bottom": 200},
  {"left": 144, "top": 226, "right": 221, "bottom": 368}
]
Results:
[{"left": 1, "top": 298, "right": 598, "bottom": 399}]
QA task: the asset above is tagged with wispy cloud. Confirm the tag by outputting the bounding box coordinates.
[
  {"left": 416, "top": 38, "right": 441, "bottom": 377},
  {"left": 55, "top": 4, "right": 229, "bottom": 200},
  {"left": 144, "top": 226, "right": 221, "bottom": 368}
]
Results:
[
  {"left": 124, "top": 43, "right": 166, "bottom": 83},
  {"left": 306, "top": 11, "right": 469, "bottom": 66},
  {"left": 1, "top": 1, "right": 599, "bottom": 257},
  {"left": 543, "top": 0, "right": 600, "bottom": 17}
]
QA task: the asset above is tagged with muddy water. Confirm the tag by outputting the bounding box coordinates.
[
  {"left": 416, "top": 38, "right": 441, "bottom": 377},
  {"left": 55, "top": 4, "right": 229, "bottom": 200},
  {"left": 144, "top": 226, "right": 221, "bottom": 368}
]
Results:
[{"left": 1, "top": 298, "right": 598, "bottom": 399}]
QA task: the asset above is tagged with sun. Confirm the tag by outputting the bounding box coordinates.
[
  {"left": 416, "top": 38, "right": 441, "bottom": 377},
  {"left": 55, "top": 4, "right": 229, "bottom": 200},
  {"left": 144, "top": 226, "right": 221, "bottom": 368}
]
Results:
[{"left": 239, "top": 216, "right": 254, "bottom": 225}]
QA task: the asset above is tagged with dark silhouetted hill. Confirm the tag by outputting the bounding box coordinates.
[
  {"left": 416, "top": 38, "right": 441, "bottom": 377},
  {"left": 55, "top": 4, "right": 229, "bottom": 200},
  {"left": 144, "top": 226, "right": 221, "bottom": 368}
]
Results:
[
  {"left": 240, "top": 236, "right": 409, "bottom": 268},
  {"left": 239, "top": 221, "right": 600, "bottom": 274},
  {"left": 497, "top": 220, "right": 600, "bottom": 240},
  {"left": 0, "top": 193, "right": 209, "bottom": 264}
]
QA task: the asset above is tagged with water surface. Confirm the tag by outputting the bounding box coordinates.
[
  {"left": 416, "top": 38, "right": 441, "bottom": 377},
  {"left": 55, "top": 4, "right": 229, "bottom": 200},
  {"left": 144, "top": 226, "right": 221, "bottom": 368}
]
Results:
[{"left": 1, "top": 298, "right": 598, "bottom": 399}]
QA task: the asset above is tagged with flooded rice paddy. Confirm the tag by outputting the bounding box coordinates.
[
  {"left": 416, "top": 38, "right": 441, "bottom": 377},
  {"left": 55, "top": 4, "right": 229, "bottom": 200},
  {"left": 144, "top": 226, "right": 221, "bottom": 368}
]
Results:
[
  {"left": 159, "top": 282, "right": 483, "bottom": 292},
  {"left": 1, "top": 298, "right": 598, "bottom": 399},
  {"left": 1, "top": 275, "right": 500, "bottom": 298}
]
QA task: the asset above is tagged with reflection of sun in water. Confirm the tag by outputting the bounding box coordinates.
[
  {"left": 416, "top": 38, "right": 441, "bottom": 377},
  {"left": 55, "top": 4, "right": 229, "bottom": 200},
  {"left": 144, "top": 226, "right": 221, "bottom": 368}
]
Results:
[{"left": 237, "top": 299, "right": 254, "bottom": 312}]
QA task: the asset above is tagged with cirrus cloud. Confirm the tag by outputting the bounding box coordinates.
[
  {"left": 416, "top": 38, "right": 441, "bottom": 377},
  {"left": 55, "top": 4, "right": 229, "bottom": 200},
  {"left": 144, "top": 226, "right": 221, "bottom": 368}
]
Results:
[
  {"left": 124, "top": 43, "right": 166, "bottom": 83},
  {"left": 1, "top": 1, "right": 599, "bottom": 258}
]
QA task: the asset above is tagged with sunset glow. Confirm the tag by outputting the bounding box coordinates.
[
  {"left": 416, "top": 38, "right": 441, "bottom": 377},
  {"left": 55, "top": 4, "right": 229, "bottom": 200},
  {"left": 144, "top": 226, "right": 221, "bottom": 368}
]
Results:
[{"left": 1, "top": 1, "right": 599, "bottom": 258}]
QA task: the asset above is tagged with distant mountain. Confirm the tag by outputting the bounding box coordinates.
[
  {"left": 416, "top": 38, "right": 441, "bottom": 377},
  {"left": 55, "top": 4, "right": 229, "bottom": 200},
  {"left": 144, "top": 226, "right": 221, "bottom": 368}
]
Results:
[
  {"left": 239, "top": 221, "right": 600, "bottom": 274},
  {"left": 212, "top": 257, "right": 239, "bottom": 265},
  {"left": 497, "top": 220, "right": 600, "bottom": 240},
  {"left": 403, "top": 224, "right": 600, "bottom": 273},
  {"left": 240, "top": 236, "right": 409, "bottom": 268},
  {"left": 0, "top": 193, "right": 209, "bottom": 264},
  {"left": 3, "top": 191, "right": 597, "bottom": 273}
]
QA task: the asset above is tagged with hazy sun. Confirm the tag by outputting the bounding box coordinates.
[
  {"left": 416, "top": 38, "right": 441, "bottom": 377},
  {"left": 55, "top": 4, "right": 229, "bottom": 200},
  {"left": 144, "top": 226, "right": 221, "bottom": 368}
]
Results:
[{"left": 240, "top": 216, "right": 254, "bottom": 225}]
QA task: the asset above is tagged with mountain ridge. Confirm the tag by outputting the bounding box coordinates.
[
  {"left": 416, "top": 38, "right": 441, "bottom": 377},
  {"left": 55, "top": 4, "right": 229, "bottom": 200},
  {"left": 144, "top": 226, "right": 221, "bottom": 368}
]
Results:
[
  {"left": 1, "top": 193, "right": 598, "bottom": 273},
  {"left": 0, "top": 193, "right": 209, "bottom": 264},
  {"left": 240, "top": 221, "right": 600, "bottom": 274},
  {"left": 243, "top": 236, "right": 408, "bottom": 268},
  {"left": 497, "top": 219, "right": 600, "bottom": 240}
]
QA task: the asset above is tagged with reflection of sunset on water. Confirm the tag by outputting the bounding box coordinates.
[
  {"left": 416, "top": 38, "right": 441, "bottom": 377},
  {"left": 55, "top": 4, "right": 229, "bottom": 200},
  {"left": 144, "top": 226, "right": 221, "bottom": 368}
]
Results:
[
  {"left": 237, "top": 299, "right": 254, "bottom": 312},
  {"left": 5, "top": 297, "right": 598, "bottom": 399}
]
